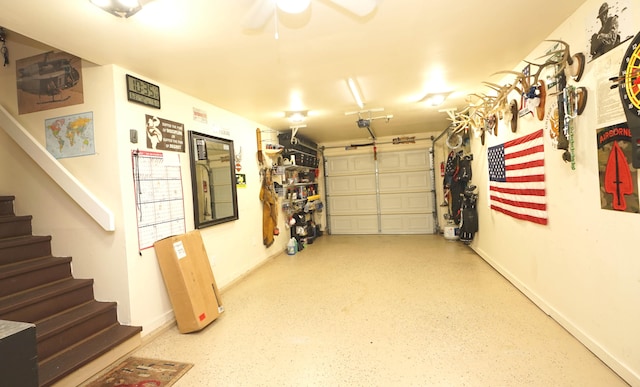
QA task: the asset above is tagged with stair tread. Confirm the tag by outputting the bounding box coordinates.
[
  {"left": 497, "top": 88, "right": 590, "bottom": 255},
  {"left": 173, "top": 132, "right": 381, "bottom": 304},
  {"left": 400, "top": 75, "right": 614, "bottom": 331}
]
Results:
[
  {"left": 0, "top": 278, "right": 93, "bottom": 316},
  {"left": 0, "top": 255, "right": 71, "bottom": 279},
  {"left": 0, "top": 234, "right": 51, "bottom": 248},
  {"left": 0, "top": 214, "right": 31, "bottom": 222},
  {"left": 0, "top": 199, "right": 143, "bottom": 386},
  {"left": 39, "top": 324, "right": 142, "bottom": 387},
  {"left": 36, "top": 300, "right": 117, "bottom": 341}
]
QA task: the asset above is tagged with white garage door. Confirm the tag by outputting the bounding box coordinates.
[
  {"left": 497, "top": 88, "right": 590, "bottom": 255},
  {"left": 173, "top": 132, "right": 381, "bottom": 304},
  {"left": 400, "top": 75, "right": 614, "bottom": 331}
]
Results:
[{"left": 325, "top": 149, "right": 435, "bottom": 234}]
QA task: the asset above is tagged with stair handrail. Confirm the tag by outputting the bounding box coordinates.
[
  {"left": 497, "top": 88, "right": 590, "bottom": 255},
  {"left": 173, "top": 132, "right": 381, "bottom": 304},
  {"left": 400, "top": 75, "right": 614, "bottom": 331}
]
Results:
[{"left": 0, "top": 104, "right": 115, "bottom": 231}]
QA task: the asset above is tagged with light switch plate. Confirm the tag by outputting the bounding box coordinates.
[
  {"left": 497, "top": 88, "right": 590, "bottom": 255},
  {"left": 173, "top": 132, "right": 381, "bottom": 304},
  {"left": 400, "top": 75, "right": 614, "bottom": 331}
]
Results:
[{"left": 130, "top": 129, "right": 138, "bottom": 143}]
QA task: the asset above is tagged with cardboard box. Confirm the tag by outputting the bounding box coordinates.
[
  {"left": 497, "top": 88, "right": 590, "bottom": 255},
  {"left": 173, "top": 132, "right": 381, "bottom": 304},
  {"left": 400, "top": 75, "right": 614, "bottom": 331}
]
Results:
[{"left": 154, "top": 230, "right": 224, "bottom": 333}]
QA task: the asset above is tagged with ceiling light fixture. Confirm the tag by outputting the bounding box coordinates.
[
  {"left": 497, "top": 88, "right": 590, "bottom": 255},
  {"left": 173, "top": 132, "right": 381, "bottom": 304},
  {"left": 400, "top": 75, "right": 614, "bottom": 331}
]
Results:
[
  {"left": 276, "top": 0, "right": 311, "bottom": 14},
  {"left": 420, "top": 91, "right": 453, "bottom": 107},
  {"left": 285, "top": 110, "right": 308, "bottom": 123},
  {"left": 90, "top": 0, "right": 143, "bottom": 18},
  {"left": 347, "top": 78, "right": 364, "bottom": 109}
]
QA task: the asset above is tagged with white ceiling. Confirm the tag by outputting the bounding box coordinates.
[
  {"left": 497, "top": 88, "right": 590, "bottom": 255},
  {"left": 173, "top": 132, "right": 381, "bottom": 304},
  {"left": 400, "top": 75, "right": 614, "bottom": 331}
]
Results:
[{"left": 0, "top": 0, "right": 587, "bottom": 144}]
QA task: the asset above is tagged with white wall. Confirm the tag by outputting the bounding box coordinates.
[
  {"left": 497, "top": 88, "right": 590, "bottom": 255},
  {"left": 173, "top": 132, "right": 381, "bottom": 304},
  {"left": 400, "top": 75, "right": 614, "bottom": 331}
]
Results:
[
  {"left": 111, "top": 65, "right": 289, "bottom": 332},
  {"left": 460, "top": 1, "right": 640, "bottom": 384},
  {"left": 0, "top": 42, "right": 133, "bottom": 322},
  {"left": 2, "top": 2, "right": 639, "bottom": 383},
  {"left": 0, "top": 34, "right": 289, "bottom": 335}
]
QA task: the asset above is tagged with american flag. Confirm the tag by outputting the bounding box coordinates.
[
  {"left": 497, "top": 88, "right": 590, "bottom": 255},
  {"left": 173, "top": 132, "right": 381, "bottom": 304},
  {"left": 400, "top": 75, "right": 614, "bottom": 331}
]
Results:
[{"left": 487, "top": 129, "right": 547, "bottom": 225}]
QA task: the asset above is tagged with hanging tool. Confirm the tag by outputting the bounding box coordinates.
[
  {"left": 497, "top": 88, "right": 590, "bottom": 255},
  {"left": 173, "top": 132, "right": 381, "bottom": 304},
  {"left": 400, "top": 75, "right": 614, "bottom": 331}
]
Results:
[
  {"left": 0, "top": 27, "right": 8, "bottom": 66},
  {"left": 256, "top": 128, "right": 264, "bottom": 167}
]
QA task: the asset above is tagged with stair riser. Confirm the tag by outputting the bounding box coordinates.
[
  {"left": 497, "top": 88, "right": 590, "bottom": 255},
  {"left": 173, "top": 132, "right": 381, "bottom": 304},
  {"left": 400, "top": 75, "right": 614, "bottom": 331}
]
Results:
[
  {"left": 0, "top": 285, "right": 94, "bottom": 323},
  {"left": 0, "top": 195, "right": 142, "bottom": 386},
  {"left": 38, "top": 325, "right": 142, "bottom": 387},
  {"left": 0, "top": 197, "right": 15, "bottom": 216},
  {"left": 38, "top": 308, "right": 119, "bottom": 361},
  {"left": 0, "top": 217, "right": 32, "bottom": 239},
  {"left": 0, "top": 239, "right": 51, "bottom": 265},
  {"left": 0, "top": 263, "right": 72, "bottom": 298}
]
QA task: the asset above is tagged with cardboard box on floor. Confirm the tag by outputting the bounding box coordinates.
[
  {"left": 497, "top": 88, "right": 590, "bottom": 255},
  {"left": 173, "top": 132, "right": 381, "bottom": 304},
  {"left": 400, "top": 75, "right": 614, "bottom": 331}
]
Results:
[{"left": 153, "top": 230, "right": 224, "bottom": 333}]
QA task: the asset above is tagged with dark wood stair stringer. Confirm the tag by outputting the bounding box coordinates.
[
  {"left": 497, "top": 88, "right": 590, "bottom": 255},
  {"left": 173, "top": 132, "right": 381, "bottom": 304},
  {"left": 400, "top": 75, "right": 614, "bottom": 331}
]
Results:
[{"left": 0, "top": 195, "right": 141, "bottom": 386}]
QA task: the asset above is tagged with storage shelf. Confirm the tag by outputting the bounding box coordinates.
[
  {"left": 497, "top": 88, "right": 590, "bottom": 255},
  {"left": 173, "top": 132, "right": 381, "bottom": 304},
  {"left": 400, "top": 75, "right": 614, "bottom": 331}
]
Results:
[{"left": 283, "top": 164, "right": 317, "bottom": 171}]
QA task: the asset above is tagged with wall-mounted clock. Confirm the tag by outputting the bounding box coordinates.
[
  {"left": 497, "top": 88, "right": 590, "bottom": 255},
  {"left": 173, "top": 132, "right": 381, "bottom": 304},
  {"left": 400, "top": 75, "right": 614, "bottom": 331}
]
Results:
[
  {"left": 619, "top": 31, "right": 640, "bottom": 167},
  {"left": 126, "top": 74, "right": 161, "bottom": 109}
]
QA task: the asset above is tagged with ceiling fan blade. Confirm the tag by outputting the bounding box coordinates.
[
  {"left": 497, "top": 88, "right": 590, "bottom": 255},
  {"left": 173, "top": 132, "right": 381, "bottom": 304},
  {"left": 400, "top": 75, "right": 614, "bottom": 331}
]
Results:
[
  {"left": 325, "top": 0, "right": 379, "bottom": 17},
  {"left": 242, "top": 0, "right": 275, "bottom": 30}
]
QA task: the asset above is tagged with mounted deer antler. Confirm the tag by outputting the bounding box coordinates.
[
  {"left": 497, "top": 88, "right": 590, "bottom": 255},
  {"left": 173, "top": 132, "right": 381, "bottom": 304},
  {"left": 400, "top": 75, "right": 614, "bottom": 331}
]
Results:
[
  {"left": 491, "top": 70, "right": 531, "bottom": 95},
  {"left": 441, "top": 107, "right": 471, "bottom": 134},
  {"left": 491, "top": 67, "right": 546, "bottom": 120},
  {"left": 543, "top": 39, "right": 586, "bottom": 82},
  {"left": 481, "top": 81, "right": 519, "bottom": 117}
]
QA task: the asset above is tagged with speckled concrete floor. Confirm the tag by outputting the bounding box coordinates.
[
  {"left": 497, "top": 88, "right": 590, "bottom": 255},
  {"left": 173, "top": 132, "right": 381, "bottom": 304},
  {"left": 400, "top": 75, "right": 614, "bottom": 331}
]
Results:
[{"left": 127, "top": 235, "right": 628, "bottom": 386}]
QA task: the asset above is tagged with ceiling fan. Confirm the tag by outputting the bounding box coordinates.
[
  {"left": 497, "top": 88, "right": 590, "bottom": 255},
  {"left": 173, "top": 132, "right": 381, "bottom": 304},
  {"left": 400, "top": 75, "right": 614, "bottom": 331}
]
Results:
[{"left": 242, "top": 0, "right": 380, "bottom": 30}]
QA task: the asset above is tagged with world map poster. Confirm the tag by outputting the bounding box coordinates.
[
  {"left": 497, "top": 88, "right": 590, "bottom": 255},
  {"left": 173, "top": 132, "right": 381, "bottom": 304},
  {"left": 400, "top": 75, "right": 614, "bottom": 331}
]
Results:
[{"left": 45, "top": 111, "right": 95, "bottom": 159}]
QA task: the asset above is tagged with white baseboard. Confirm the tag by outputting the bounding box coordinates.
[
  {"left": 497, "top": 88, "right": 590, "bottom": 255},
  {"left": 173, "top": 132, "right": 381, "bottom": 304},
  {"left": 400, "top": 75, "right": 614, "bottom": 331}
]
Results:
[
  {"left": 473, "top": 246, "right": 639, "bottom": 386},
  {"left": 139, "top": 309, "right": 175, "bottom": 338}
]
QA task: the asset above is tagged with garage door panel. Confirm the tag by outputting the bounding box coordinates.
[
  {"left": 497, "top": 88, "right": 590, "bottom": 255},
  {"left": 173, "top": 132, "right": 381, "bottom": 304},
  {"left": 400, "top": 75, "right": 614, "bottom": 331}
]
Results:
[
  {"left": 378, "top": 171, "right": 431, "bottom": 192},
  {"left": 327, "top": 175, "right": 376, "bottom": 195},
  {"left": 330, "top": 215, "right": 379, "bottom": 234},
  {"left": 404, "top": 151, "right": 430, "bottom": 169},
  {"left": 326, "top": 157, "right": 350, "bottom": 174},
  {"left": 326, "top": 154, "right": 375, "bottom": 175},
  {"left": 381, "top": 214, "right": 434, "bottom": 234},
  {"left": 326, "top": 149, "right": 434, "bottom": 235},
  {"left": 378, "top": 152, "right": 402, "bottom": 170},
  {"left": 328, "top": 195, "right": 377, "bottom": 215},
  {"left": 353, "top": 156, "right": 376, "bottom": 172},
  {"left": 379, "top": 192, "right": 433, "bottom": 213},
  {"left": 378, "top": 150, "right": 429, "bottom": 171}
]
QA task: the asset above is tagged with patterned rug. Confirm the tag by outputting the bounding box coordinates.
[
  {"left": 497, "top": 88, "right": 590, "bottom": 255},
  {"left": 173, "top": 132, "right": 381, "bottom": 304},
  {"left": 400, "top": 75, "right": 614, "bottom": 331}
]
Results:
[{"left": 85, "top": 357, "right": 193, "bottom": 387}]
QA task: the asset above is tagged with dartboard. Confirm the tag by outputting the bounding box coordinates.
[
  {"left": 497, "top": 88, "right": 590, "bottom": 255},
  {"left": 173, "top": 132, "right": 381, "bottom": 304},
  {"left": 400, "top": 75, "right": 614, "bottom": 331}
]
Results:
[{"left": 619, "top": 30, "right": 640, "bottom": 167}]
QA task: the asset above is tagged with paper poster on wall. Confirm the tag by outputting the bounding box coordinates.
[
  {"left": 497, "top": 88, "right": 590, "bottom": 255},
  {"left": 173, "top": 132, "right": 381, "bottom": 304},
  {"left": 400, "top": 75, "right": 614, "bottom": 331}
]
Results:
[
  {"left": 145, "top": 115, "right": 185, "bottom": 152},
  {"left": 236, "top": 173, "right": 246, "bottom": 188},
  {"left": 593, "top": 42, "right": 627, "bottom": 127},
  {"left": 596, "top": 123, "right": 639, "bottom": 213},
  {"left": 586, "top": 0, "right": 633, "bottom": 62},
  {"left": 44, "top": 112, "right": 95, "bottom": 159},
  {"left": 16, "top": 51, "right": 84, "bottom": 114},
  {"left": 132, "top": 150, "right": 186, "bottom": 250},
  {"left": 193, "top": 107, "right": 208, "bottom": 124}
]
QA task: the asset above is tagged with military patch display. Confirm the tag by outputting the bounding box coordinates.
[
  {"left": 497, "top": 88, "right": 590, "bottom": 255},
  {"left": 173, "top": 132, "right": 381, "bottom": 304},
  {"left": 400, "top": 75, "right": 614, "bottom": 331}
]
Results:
[{"left": 596, "top": 123, "right": 639, "bottom": 213}]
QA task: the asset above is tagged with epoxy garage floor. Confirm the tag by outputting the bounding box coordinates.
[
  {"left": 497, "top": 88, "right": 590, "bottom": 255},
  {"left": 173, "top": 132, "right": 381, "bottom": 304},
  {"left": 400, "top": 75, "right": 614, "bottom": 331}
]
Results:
[{"left": 124, "top": 235, "right": 628, "bottom": 386}]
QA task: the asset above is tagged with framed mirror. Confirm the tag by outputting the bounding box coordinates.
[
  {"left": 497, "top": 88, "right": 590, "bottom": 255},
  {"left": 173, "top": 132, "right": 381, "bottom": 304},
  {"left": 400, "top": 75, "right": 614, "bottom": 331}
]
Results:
[{"left": 188, "top": 131, "right": 239, "bottom": 228}]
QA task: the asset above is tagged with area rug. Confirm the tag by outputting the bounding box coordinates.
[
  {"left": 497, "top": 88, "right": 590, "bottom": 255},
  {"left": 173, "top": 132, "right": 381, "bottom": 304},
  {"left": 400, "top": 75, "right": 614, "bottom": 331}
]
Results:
[{"left": 85, "top": 357, "right": 193, "bottom": 387}]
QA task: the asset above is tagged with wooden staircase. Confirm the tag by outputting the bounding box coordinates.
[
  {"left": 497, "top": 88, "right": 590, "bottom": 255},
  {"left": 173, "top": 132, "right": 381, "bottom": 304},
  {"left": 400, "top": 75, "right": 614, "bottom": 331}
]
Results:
[{"left": 0, "top": 195, "right": 142, "bottom": 386}]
